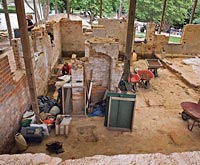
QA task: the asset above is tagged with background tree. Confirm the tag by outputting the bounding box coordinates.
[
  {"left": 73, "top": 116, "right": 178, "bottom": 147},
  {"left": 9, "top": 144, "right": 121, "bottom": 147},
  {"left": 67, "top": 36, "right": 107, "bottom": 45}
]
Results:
[
  {"left": 192, "top": 1, "right": 200, "bottom": 24},
  {"left": 136, "top": 0, "right": 193, "bottom": 27}
]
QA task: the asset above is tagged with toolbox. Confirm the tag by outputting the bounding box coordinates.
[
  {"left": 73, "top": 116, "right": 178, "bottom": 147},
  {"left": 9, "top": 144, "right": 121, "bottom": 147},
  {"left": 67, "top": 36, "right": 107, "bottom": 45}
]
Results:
[{"left": 21, "top": 127, "right": 43, "bottom": 143}]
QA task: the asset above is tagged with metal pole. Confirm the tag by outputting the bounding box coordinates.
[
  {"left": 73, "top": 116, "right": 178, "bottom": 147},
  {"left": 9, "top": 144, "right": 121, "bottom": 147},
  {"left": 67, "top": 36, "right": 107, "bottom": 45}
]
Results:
[
  {"left": 123, "top": 0, "right": 136, "bottom": 81},
  {"left": 2, "top": 0, "right": 13, "bottom": 45},
  {"left": 159, "top": 0, "right": 167, "bottom": 34},
  {"left": 189, "top": 0, "right": 198, "bottom": 24},
  {"left": 14, "top": 0, "right": 40, "bottom": 122},
  {"left": 100, "top": 0, "right": 102, "bottom": 18},
  {"left": 33, "top": 0, "right": 38, "bottom": 26}
]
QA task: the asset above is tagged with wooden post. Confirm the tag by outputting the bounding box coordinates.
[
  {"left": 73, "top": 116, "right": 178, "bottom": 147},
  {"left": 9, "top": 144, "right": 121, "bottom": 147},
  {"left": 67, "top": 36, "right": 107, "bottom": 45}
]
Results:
[
  {"left": 2, "top": 0, "right": 13, "bottom": 45},
  {"left": 33, "top": 0, "right": 38, "bottom": 26},
  {"left": 67, "top": 0, "right": 70, "bottom": 18},
  {"left": 14, "top": 0, "right": 40, "bottom": 121},
  {"left": 100, "top": 0, "right": 102, "bottom": 18},
  {"left": 123, "top": 0, "right": 136, "bottom": 81},
  {"left": 159, "top": 0, "right": 167, "bottom": 34},
  {"left": 189, "top": 0, "right": 198, "bottom": 24}
]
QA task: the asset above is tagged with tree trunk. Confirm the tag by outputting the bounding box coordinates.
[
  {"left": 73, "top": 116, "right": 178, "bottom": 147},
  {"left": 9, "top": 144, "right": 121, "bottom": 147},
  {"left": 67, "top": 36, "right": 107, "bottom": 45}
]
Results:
[
  {"left": 38, "top": 0, "right": 43, "bottom": 22},
  {"left": 66, "top": 0, "right": 70, "bottom": 18},
  {"left": 25, "top": 0, "right": 40, "bottom": 24},
  {"left": 189, "top": 0, "right": 198, "bottom": 24},
  {"left": 42, "top": 1, "right": 50, "bottom": 20},
  {"left": 159, "top": 0, "right": 167, "bottom": 34},
  {"left": 47, "top": 0, "right": 50, "bottom": 17},
  {"left": 33, "top": 0, "right": 38, "bottom": 26},
  {"left": 55, "top": 2, "right": 58, "bottom": 14},
  {"left": 118, "top": 0, "right": 122, "bottom": 18},
  {"left": 100, "top": 0, "right": 102, "bottom": 18}
]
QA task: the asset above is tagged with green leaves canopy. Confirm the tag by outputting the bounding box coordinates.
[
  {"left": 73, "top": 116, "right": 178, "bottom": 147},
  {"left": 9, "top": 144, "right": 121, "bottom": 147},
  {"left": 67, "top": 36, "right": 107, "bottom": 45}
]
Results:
[
  {"left": 38, "top": 0, "right": 195, "bottom": 26},
  {"left": 136, "top": 0, "right": 193, "bottom": 25}
]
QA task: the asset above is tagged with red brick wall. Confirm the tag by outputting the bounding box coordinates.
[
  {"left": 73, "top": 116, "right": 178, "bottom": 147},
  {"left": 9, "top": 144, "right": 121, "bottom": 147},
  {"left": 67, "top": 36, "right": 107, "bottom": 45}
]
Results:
[
  {"left": 0, "top": 55, "right": 30, "bottom": 154},
  {"left": 85, "top": 54, "right": 111, "bottom": 103}
]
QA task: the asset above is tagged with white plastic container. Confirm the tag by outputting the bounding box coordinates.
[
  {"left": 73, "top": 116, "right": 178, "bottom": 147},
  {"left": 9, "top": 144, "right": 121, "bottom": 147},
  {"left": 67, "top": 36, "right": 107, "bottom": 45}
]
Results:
[{"left": 55, "top": 115, "right": 72, "bottom": 135}]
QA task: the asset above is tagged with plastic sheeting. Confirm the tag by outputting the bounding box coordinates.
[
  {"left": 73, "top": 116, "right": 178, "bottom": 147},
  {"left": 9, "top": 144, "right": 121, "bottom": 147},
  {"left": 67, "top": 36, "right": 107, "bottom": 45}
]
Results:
[{"left": 182, "top": 57, "right": 200, "bottom": 75}]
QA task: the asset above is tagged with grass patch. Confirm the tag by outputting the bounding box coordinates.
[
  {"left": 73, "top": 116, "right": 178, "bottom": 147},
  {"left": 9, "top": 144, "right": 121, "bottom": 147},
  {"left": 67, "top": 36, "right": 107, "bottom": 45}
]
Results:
[
  {"left": 169, "top": 36, "right": 181, "bottom": 43},
  {"left": 135, "top": 32, "right": 146, "bottom": 38},
  {"left": 136, "top": 32, "right": 181, "bottom": 43},
  {"left": 0, "top": 7, "right": 16, "bottom": 13}
]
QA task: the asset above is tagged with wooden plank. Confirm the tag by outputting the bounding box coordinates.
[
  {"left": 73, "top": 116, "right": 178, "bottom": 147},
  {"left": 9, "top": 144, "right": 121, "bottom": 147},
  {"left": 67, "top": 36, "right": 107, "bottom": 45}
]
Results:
[
  {"left": 84, "top": 87, "right": 87, "bottom": 117},
  {"left": 62, "top": 85, "right": 87, "bottom": 117},
  {"left": 14, "top": 0, "right": 40, "bottom": 121},
  {"left": 64, "top": 88, "right": 72, "bottom": 114},
  {"left": 103, "top": 89, "right": 108, "bottom": 100},
  {"left": 86, "top": 81, "right": 93, "bottom": 108},
  {"left": 62, "top": 87, "right": 65, "bottom": 114},
  {"left": 110, "top": 96, "right": 136, "bottom": 102},
  {"left": 2, "top": 0, "right": 13, "bottom": 45},
  {"left": 107, "top": 96, "right": 112, "bottom": 128}
]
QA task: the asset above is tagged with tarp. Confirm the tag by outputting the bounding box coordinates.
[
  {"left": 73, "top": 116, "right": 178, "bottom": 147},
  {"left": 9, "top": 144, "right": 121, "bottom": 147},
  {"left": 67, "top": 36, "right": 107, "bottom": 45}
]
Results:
[{"left": 182, "top": 57, "right": 200, "bottom": 75}]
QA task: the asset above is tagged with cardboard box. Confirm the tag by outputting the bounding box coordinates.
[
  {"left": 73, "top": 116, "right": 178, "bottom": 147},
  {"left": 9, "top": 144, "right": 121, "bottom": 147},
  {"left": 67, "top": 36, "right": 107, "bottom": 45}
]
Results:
[{"left": 55, "top": 115, "right": 72, "bottom": 135}]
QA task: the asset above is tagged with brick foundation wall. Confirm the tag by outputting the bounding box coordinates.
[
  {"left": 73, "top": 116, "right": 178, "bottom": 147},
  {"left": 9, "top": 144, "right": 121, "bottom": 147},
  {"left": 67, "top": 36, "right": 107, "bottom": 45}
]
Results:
[
  {"left": 60, "top": 18, "right": 85, "bottom": 56},
  {"left": 98, "top": 19, "right": 133, "bottom": 53},
  {"left": 84, "top": 38, "right": 122, "bottom": 102},
  {"left": 0, "top": 54, "right": 30, "bottom": 154},
  {"left": 71, "top": 67, "right": 84, "bottom": 115},
  {"left": 12, "top": 25, "right": 61, "bottom": 96}
]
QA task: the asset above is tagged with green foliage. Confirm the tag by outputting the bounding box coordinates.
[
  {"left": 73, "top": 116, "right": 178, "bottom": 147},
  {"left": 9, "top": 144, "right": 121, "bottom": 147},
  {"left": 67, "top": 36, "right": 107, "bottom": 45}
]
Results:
[
  {"left": 0, "top": 4, "right": 16, "bottom": 13},
  {"left": 136, "top": 0, "right": 193, "bottom": 26}
]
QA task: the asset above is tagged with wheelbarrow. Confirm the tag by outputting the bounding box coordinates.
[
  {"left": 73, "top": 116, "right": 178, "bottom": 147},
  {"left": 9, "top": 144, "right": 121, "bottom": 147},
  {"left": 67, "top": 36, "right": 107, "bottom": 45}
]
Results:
[
  {"left": 180, "top": 101, "right": 200, "bottom": 131},
  {"left": 130, "top": 73, "right": 141, "bottom": 92},
  {"left": 136, "top": 70, "right": 154, "bottom": 89},
  {"left": 145, "top": 59, "right": 163, "bottom": 77}
]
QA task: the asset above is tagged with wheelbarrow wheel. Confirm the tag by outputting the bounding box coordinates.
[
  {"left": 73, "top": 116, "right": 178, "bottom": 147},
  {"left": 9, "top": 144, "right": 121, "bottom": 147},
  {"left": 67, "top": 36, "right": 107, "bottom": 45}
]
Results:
[
  {"left": 181, "top": 111, "right": 190, "bottom": 121},
  {"left": 145, "top": 80, "right": 150, "bottom": 89},
  {"left": 153, "top": 69, "right": 158, "bottom": 77}
]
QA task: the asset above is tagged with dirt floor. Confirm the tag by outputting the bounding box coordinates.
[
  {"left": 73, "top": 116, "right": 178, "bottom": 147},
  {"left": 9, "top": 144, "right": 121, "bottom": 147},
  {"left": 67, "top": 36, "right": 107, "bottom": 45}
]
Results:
[{"left": 23, "top": 59, "right": 200, "bottom": 160}]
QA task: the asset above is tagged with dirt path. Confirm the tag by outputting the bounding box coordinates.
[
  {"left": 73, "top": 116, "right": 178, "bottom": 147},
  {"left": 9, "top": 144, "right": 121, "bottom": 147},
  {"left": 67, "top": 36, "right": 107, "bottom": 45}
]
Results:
[{"left": 24, "top": 63, "right": 200, "bottom": 160}]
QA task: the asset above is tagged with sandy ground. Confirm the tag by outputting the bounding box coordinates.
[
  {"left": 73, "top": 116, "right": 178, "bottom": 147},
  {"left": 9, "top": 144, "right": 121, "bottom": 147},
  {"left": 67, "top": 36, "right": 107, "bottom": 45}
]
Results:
[{"left": 23, "top": 60, "right": 200, "bottom": 160}]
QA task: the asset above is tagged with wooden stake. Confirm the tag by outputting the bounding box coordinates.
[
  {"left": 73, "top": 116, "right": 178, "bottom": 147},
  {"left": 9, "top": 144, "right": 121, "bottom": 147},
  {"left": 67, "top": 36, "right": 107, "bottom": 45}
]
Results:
[
  {"left": 123, "top": 0, "right": 136, "bottom": 81},
  {"left": 159, "top": 0, "right": 167, "bottom": 34},
  {"left": 14, "top": 0, "right": 40, "bottom": 121},
  {"left": 2, "top": 0, "right": 13, "bottom": 45},
  {"left": 189, "top": 0, "right": 198, "bottom": 24}
]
